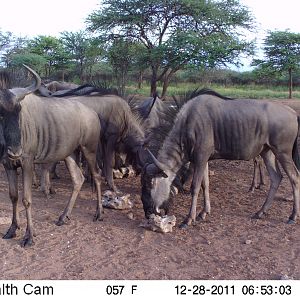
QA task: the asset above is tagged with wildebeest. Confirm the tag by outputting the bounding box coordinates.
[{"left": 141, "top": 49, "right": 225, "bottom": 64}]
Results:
[
  {"left": 143, "top": 91, "right": 300, "bottom": 227},
  {"left": 0, "top": 66, "right": 102, "bottom": 247},
  {"left": 38, "top": 88, "right": 145, "bottom": 191}
]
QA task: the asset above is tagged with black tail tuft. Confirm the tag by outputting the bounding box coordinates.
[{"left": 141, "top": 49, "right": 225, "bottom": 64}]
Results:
[{"left": 292, "top": 116, "right": 300, "bottom": 170}]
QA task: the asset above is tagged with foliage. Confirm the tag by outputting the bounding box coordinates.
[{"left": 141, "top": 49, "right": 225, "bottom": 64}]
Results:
[
  {"left": 0, "top": 29, "right": 13, "bottom": 50},
  {"left": 60, "top": 31, "right": 104, "bottom": 82},
  {"left": 9, "top": 53, "right": 48, "bottom": 74},
  {"left": 252, "top": 30, "right": 300, "bottom": 98},
  {"left": 87, "top": 0, "right": 256, "bottom": 96},
  {"left": 27, "top": 35, "right": 69, "bottom": 77},
  {"left": 107, "top": 38, "right": 141, "bottom": 95}
]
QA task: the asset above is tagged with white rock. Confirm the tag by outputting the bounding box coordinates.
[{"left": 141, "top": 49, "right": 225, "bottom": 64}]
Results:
[
  {"left": 102, "top": 190, "right": 133, "bottom": 209},
  {"left": 140, "top": 214, "right": 176, "bottom": 233},
  {"left": 0, "top": 217, "right": 11, "bottom": 225},
  {"left": 113, "top": 169, "right": 124, "bottom": 179}
]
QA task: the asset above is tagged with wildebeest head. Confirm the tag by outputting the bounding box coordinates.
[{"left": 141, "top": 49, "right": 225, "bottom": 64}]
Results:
[
  {"left": 141, "top": 149, "right": 173, "bottom": 218},
  {"left": 0, "top": 65, "right": 41, "bottom": 161}
]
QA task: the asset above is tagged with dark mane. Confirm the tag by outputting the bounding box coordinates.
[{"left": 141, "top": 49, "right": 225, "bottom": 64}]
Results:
[
  {"left": 173, "top": 87, "right": 234, "bottom": 110},
  {"left": 145, "top": 88, "right": 233, "bottom": 156},
  {"left": 51, "top": 83, "right": 119, "bottom": 97},
  {"left": 145, "top": 99, "right": 179, "bottom": 156}
]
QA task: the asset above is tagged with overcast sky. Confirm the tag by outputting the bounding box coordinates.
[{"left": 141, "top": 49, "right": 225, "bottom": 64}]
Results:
[
  {"left": 0, "top": 0, "right": 100, "bottom": 37},
  {"left": 1, "top": 0, "right": 299, "bottom": 69},
  {"left": 1, "top": 0, "right": 299, "bottom": 37}
]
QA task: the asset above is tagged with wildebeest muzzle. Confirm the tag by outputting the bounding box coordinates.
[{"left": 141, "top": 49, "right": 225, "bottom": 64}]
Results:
[{"left": 7, "top": 146, "right": 22, "bottom": 161}]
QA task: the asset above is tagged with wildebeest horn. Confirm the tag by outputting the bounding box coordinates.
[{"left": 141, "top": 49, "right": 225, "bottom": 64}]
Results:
[
  {"left": 10, "top": 64, "right": 41, "bottom": 102},
  {"left": 146, "top": 149, "right": 168, "bottom": 171}
]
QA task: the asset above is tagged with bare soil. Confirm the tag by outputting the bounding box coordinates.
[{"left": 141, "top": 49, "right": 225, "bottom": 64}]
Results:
[{"left": 0, "top": 99, "right": 300, "bottom": 280}]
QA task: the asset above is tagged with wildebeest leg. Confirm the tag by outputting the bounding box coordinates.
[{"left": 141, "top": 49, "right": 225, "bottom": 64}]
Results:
[
  {"left": 40, "top": 164, "right": 56, "bottom": 198},
  {"left": 249, "top": 156, "right": 266, "bottom": 192},
  {"left": 249, "top": 157, "right": 260, "bottom": 192},
  {"left": 56, "top": 156, "right": 84, "bottom": 226},
  {"left": 258, "top": 157, "right": 266, "bottom": 188},
  {"left": 3, "top": 167, "right": 20, "bottom": 239},
  {"left": 254, "top": 151, "right": 282, "bottom": 219},
  {"left": 21, "top": 158, "right": 35, "bottom": 247},
  {"left": 32, "top": 166, "right": 39, "bottom": 188},
  {"left": 81, "top": 146, "right": 103, "bottom": 222},
  {"left": 103, "top": 137, "right": 118, "bottom": 191},
  {"left": 276, "top": 154, "right": 300, "bottom": 223},
  {"left": 50, "top": 162, "right": 60, "bottom": 179},
  {"left": 180, "top": 158, "right": 209, "bottom": 228},
  {"left": 196, "top": 163, "right": 210, "bottom": 221}
]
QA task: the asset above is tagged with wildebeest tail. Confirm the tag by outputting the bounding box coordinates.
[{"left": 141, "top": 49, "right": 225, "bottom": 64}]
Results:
[{"left": 292, "top": 116, "right": 300, "bottom": 170}]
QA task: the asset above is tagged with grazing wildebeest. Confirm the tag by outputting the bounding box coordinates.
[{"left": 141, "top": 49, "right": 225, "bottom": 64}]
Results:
[
  {"left": 143, "top": 91, "right": 300, "bottom": 227},
  {"left": 0, "top": 65, "right": 102, "bottom": 247},
  {"left": 136, "top": 93, "right": 211, "bottom": 218}
]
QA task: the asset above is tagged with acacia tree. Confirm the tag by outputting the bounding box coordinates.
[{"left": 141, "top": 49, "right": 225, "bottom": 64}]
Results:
[
  {"left": 87, "top": 0, "right": 255, "bottom": 97},
  {"left": 252, "top": 30, "right": 300, "bottom": 99},
  {"left": 27, "top": 35, "right": 68, "bottom": 77},
  {"left": 60, "top": 31, "right": 103, "bottom": 82},
  {"left": 0, "top": 30, "right": 13, "bottom": 52}
]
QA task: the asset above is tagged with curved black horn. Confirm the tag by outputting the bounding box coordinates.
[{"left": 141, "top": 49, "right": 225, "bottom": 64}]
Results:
[
  {"left": 10, "top": 64, "right": 41, "bottom": 102},
  {"left": 146, "top": 149, "right": 168, "bottom": 171}
]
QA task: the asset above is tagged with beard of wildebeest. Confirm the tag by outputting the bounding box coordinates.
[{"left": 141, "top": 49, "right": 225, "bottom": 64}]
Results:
[{"left": 2, "top": 105, "right": 22, "bottom": 160}]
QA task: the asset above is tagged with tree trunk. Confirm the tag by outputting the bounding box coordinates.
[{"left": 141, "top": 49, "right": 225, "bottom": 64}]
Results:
[
  {"left": 288, "top": 67, "right": 293, "bottom": 99},
  {"left": 161, "top": 76, "right": 170, "bottom": 99},
  {"left": 137, "top": 70, "right": 143, "bottom": 89},
  {"left": 150, "top": 66, "right": 158, "bottom": 96},
  {"left": 161, "top": 70, "right": 176, "bottom": 99}
]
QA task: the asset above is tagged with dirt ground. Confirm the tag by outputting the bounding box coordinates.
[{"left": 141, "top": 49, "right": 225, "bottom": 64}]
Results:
[{"left": 0, "top": 99, "right": 300, "bottom": 280}]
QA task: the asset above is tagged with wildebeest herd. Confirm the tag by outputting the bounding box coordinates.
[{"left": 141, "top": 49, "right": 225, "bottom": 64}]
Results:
[{"left": 0, "top": 65, "right": 299, "bottom": 247}]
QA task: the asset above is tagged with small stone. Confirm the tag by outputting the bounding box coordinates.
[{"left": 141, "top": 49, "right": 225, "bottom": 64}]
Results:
[
  {"left": 113, "top": 169, "right": 124, "bottom": 179},
  {"left": 279, "top": 274, "right": 293, "bottom": 280},
  {"left": 245, "top": 239, "right": 252, "bottom": 245},
  {"left": 0, "top": 217, "right": 11, "bottom": 225},
  {"left": 209, "top": 170, "right": 215, "bottom": 176},
  {"left": 127, "top": 212, "right": 135, "bottom": 220},
  {"left": 127, "top": 166, "right": 136, "bottom": 178},
  {"left": 120, "top": 167, "right": 128, "bottom": 175}
]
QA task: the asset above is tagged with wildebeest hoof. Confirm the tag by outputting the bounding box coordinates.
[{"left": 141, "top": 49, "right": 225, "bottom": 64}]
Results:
[
  {"left": 56, "top": 216, "right": 71, "bottom": 226},
  {"left": 179, "top": 223, "right": 188, "bottom": 229},
  {"left": 252, "top": 211, "right": 266, "bottom": 219},
  {"left": 248, "top": 188, "right": 255, "bottom": 193},
  {"left": 196, "top": 215, "right": 206, "bottom": 222},
  {"left": 287, "top": 219, "right": 296, "bottom": 225},
  {"left": 21, "top": 237, "right": 34, "bottom": 248},
  {"left": 93, "top": 213, "right": 104, "bottom": 222},
  {"left": 2, "top": 225, "right": 19, "bottom": 239},
  {"left": 50, "top": 188, "right": 56, "bottom": 194},
  {"left": 3, "top": 231, "right": 17, "bottom": 239}
]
